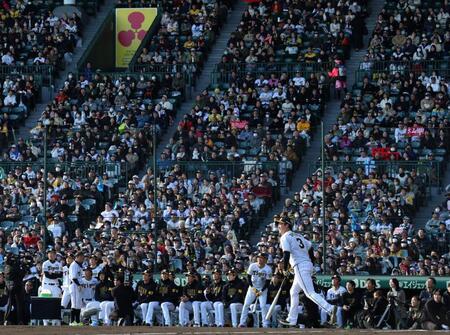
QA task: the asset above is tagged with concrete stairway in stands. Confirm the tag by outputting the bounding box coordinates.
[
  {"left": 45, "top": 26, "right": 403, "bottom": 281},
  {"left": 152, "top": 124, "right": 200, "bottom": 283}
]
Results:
[
  {"left": 155, "top": 1, "right": 248, "bottom": 158},
  {"left": 250, "top": 0, "right": 387, "bottom": 244}
]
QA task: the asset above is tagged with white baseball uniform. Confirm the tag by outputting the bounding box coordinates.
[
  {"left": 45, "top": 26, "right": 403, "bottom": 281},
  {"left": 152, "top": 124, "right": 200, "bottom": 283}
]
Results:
[
  {"left": 81, "top": 277, "right": 98, "bottom": 307},
  {"left": 320, "top": 286, "right": 346, "bottom": 327},
  {"left": 40, "top": 259, "right": 63, "bottom": 326},
  {"left": 80, "top": 277, "right": 99, "bottom": 323},
  {"left": 280, "top": 231, "right": 334, "bottom": 325},
  {"left": 91, "top": 264, "right": 104, "bottom": 279},
  {"left": 69, "top": 261, "right": 83, "bottom": 309},
  {"left": 40, "top": 259, "right": 63, "bottom": 297},
  {"left": 61, "top": 264, "right": 71, "bottom": 308},
  {"left": 239, "top": 262, "right": 272, "bottom": 327}
]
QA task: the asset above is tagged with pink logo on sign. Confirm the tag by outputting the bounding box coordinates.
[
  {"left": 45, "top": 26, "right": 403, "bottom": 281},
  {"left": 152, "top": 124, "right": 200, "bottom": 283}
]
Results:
[{"left": 118, "top": 11, "right": 147, "bottom": 47}]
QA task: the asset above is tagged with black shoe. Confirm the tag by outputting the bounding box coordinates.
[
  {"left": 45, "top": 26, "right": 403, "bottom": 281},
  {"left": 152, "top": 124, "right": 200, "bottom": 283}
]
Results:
[{"left": 278, "top": 318, "right": 295, "bottom": 327}]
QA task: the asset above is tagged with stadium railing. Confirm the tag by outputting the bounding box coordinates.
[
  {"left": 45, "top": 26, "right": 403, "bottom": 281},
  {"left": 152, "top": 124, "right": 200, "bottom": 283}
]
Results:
[
  {"left": 0, "top": 161, "right": 131, "bottom": 187},
  {"left": 308, "top": 160, "right": 442, "bottom": 198},
  {"left": 354, "top": 60, "right": 450, "bottom": 84},
  {"left": 209, "top": 61, "right": 334, "bottom": 100},
  {"left": 153, "top": 159, "right": 283, "bottom": 194}
]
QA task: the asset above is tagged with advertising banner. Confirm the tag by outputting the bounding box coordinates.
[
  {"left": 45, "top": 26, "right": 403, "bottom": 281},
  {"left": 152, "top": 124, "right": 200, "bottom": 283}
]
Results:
[
  {"left": 115, "top": 8, "right": 157, "bottom": 68},
  {"left": 134, "top": 274, "right": 449, "bottom": 290}
]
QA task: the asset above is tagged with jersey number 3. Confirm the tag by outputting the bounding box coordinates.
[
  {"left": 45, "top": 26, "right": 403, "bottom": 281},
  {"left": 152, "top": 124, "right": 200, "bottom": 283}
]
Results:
[{"left": 296, "top": 237, "right": 304, "bottom": 248}]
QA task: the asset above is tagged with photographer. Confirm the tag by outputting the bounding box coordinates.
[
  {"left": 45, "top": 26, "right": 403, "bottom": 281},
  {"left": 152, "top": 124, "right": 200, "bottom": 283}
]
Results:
[
  {"left": 3, "top": 252, "right": 27, "bottom": 325},
  {"left": 363, "top": 290, "right": 388, "bottom": 329},
  {"left": 387, "top": 278, "right": 407, "bottom": 329},
  {"left": 355, "top": 278, "right": 376, "bottom": 328}
]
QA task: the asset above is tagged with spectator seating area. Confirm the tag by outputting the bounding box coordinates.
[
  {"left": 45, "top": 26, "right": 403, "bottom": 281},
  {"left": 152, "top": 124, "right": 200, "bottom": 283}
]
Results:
[
  {"left": 254, "top": 0, "right": 450, "bottom": 277},
  {"left": 0, "top": 74, "right": 38, "bottom": 132},
  {"left": 366, "top": 0, "right": 450, "bottom": 63},
  {"left": 0, "top": 2, "right": 86, "bottom": 70},
  {"left": 48, "top": 0, "right": 346, "bottom": 273},
  {"left": 0, "top": 0, "right": 104, "bottom": 149},
  {"left": 219, "top": 0, "right": 369, "bottom": 67},
  {"left": 0, "top": 67, "right": 186, "bottom": 241},
  {"left": 125, "top": 0, "right": 233, "bottom": 77}
]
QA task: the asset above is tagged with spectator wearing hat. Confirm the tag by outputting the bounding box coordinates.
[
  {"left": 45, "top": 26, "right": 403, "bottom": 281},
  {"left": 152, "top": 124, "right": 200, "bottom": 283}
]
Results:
[
  {"left": 222, "top": 268, "right": 247, "bottom": 327},
  {"left": 179, "top": 271, "right": 204, "bottom": 327},
  {"left": 201, "top": 268, "right": 225, "bottom": 327},
  {"left": 320, "top": 274, "right": 346, "bottom": 328}
]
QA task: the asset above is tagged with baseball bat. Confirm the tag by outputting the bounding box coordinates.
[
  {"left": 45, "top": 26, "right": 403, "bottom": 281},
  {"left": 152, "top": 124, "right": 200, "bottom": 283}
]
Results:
[{"left": 264, "top": 277, "right": 286, "bottom": 321}]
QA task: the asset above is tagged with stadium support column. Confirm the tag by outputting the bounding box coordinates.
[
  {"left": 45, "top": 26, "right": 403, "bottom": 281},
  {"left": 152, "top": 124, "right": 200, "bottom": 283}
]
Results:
[
  {"left": 153, "top": 122, "right": 157, "bottom": 256},
  {"left": 321, "top": 122, "right": 326, "bottom": 274},
  {"left": 43, "top": 126, "right": 47, "bottom": 251}
]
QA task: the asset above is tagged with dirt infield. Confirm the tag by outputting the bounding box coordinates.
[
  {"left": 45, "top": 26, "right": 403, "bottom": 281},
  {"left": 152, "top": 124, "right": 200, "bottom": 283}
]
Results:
[{"left": 0, "top": 326, "right": 445, "bottom": 335}]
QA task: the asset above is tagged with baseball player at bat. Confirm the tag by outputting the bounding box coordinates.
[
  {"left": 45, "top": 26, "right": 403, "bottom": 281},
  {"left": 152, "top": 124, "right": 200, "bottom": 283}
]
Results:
[
  {"left": 277, "top": 219, "right": 337, "bottom": 327},
  {"left": 239, "top": 253, "right": 272, "bottom": 327}
]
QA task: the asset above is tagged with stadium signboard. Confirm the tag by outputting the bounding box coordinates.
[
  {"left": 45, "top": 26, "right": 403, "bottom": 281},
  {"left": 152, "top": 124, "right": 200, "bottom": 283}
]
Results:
[
  {"left": 315, "top": 275, "right": 449, "bottom": 290},
  {"left": 145, "top": 274, "right": 449, "bottom": 289}
]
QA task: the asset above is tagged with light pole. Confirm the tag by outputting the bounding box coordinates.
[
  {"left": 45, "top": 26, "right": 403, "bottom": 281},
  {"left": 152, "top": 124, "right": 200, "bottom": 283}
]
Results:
[
  {"left": 152, "top": 119, "right": 157, "bottom": 261},
  {"left": 42, "top": 126, "right": 48, "bottom": 251},
  {"left": 321, "top": 122, "right": 326, "bottom": 274}
]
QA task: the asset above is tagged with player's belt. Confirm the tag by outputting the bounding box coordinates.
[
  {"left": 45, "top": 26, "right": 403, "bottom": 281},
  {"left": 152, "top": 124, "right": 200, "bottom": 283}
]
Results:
[
  {"left": 44, "top": 283, "right": 58, "bottom": 286},
  {"left": 84, "top": 298, "right": 93, "bottom": 301}
]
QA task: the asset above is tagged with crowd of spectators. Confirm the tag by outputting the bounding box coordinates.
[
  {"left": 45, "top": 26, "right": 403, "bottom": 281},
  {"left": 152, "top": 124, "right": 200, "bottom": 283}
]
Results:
[
  {"left": 363, "top": 0, "right": 450, "bottom": 66},
  {"left": 0, "top": 2, "right": 82, "bottom": 70},
  {"left": 0, "top": 0, "right": 90, "bottom": 150},
  {"left": 0, "top": 74, "right": 38, "bottom": 139},
  {"left": 219, "top": 0, "right": 368, "bottom": 69},
  {"left": 425, "top": 189, "right": 450, "bottom": 246},
  {"left": 122, "top": 0, "right": 234, "bottom": 76},
  {"left": 254, "top": 0, "right": 450, "bottom": 278},
  {"left": 0, "top": 70, "right": 185, "bottom": 169},
  {"left": 160, "top": 70, "right": 327, "bottom": 170}
]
